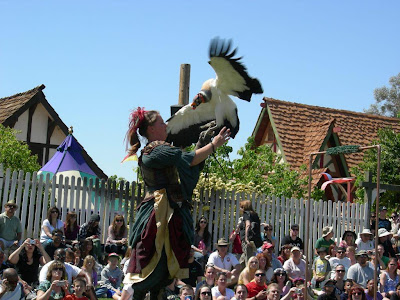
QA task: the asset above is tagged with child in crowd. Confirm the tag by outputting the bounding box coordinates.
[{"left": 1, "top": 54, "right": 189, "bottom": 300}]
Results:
[
  {"left": 312, "top": 247, "right": 331, "bottom": 288},
  {"left": 96, "top": 253, "right": 123, "bottom": 300},
  {"left": 340, "top": 279, "right": 354, "bottom": 300},
  {"left": 64, "top": 278, "right": 96, "bottom": 300}
]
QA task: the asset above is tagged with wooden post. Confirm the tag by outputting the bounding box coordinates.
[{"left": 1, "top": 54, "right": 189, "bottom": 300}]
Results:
[
  {"left": 171, "top": 64, "right": 191, "bottom": 117},
  {"left": 178, "top": 64, "right": 190, "bottom": 106}
]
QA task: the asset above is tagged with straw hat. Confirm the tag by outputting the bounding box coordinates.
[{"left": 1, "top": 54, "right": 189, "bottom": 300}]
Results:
[{"left": 4, "top": 199, "right": 18, "bottom": 209}]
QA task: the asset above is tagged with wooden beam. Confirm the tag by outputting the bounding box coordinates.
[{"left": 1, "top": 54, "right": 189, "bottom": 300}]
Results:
[
  {"left": 178, "top": 64, "right": 190, "bottom": 106},
  {"left": 45, "top": 119, "right": 56, "bottom": 163},
  {"left": 27, "top": 103, "right": 38, "bottom": 142}
]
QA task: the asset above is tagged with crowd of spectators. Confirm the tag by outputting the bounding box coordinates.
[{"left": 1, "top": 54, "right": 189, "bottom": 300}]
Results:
[{"left": 0, "top": 199, "right": 400, "bottom": 300}]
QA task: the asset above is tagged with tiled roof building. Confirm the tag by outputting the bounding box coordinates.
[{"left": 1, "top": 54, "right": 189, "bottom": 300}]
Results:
[{"left": 252, "top": 97, "right": 400, "bottom": 201}]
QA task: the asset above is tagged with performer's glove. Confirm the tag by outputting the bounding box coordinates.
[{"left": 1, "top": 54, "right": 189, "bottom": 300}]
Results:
[{"left": 195, "top": 121, "right": 216, "bottom": 150}]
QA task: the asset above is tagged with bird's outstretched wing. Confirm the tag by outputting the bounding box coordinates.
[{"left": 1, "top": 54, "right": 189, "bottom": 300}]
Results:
[
  {"left": 209, "top": 37, "right": 263, "bottom": 101},
  {"left": 166, "top": 104, "right": 216, "bottom": 148}
]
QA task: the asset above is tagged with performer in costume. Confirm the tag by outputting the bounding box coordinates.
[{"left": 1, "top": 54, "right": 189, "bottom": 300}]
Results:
[{"left": 122, "top": 108, "right": 230, "bottom": 300}]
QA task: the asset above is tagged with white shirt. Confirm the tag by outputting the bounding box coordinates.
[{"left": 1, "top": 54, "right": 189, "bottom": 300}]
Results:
[
  {"left": 355, "top": 238, "right": 374, "bottom": 252},
  {"left": 329, "top": 257, "right": 351, "bottom": 279},
  {"left": 40, "top": 219, "right": 64, "bottom": 243},
  {"left": 283, "top": 258, "right": 306, "bottom": 279},
  {"left": 207, "top": 251, "right": 239, "bottom": 271},
  {"left": 39, "top": 261, "right": 81, "bottom": 283},
  {"left": 211, "top": 286, "right": 235, "bottom": 299}
]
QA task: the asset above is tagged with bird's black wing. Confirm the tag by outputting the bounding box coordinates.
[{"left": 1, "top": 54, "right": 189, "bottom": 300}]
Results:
[{"left": 209, "top": 37, "right": 263, "bottom": 101}]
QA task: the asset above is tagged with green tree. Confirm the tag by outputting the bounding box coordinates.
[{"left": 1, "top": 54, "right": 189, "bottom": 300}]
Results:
[
  {"left": 195, "top": 137, "right": 308, "bottom": 199},
  {"left": 364, "top": 73, "right": 400, "bottom": 117},
  {"left": 352, "top": 127, "right": 400, "bottom": 210},
  {"left": 0, "top": 124, "right": 40, "bottom": 173}
]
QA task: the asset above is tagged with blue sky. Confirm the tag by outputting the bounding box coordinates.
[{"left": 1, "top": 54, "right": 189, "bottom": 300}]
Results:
[{"left": 1, "top": 1, "right": 399, "bottom": 181}]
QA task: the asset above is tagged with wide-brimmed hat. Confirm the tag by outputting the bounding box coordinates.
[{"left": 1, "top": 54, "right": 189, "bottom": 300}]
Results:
[
  {"left": 217, "top": 238, "right": 229, "bottom": 246},
  {"left": 322, "top": 226, "right": 333, "bottom": 237},
  {"left": 355, "top": 250, "right": 369, "bottom": 257},
  {"left": 342, "top": 231, "right": 357, "bottom": 241},
  {"left": 378, "top": 228, "right": 391, "bottom": 238},
  {"left": 360, "top": 229, "right": 373, "bottom": 236},
  {"left": 4, "top": 199, "right": 18, "bottom": 209}
]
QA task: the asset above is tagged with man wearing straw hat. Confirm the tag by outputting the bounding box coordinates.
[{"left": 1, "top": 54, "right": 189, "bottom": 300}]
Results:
[
  {"left": 315, "top": 226, "right": 335, "bottom": 256},
  {"left": 0, "top": 200, "right": 22, "bottom": 253},
  {"left": 207, "top": 238, "right": 241, "bottom": 285}
]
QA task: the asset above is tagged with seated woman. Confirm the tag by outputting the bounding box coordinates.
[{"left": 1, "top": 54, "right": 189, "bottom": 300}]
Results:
[
  {"left": 193, "top": 216, "right": 212, "bottom": 266},
  {"left": 271, "top": 268, "right": 291, "bottom": 297},
  {"left": 82, "top": 255, "right": 98, "bottom": 287},
  {"left": 80, "top": 238, "right": 97, "bottom": 261},
  {"left": 238, "top": 256, "right": 259, "bottom": 285},
  {"left": 196, "top": 284, "right": 212, "bottom": 300},
  {"left": 211, "top": 272, "right": 234, "bottom": 300},
  {"left": 105, "top": 214, "right": 128, "bottom": 256},
  {"left": 64, "top": 211, "right": 80, "bottom": 246},
  {"left": 40, "top": 206, "right": 64, "bottom": 244},
  {"left": 78, "top": 214, "right": 102, "bottom": 260},
  {"left": 278, "top": 244, "right": 292, "bottom": 265},
  {"left": 37, "top": 261, "right": 72, "bottom": 300},
  {"left": 256, "top": 252, "right": 274, "bottom": 283},
  {"left": 380, "top": 258, "right": 400, "bottom": 298},
  {"left": 8, "top": 238, "right": 51, "bottom": 290}
]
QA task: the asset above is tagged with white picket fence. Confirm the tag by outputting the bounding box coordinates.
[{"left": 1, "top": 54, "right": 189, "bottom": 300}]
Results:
[{"left": 0, "top": 165, "right": 369, "bottom": 259}]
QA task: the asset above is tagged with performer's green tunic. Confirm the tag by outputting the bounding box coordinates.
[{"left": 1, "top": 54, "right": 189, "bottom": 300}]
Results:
[{"left": 124, "top": 142, "right": 201, "bottom": 299}]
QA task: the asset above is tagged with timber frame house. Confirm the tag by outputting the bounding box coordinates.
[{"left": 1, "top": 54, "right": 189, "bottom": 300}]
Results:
[
  {"left": 252, "top": 97, "right": 400, "bottom": 201},
  {"left": 0, "top": 84, "right": 107, "bottom": 179}
]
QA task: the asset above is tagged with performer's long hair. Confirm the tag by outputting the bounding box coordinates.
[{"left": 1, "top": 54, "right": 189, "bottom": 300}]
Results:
[{"left": 126, "top": 108, "right": 158, "bottom": 156}]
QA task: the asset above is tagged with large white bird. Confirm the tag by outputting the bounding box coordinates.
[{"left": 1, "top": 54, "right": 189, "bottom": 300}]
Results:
[{"left": 167, "top": 37, "right": 263, "bottom": 148}]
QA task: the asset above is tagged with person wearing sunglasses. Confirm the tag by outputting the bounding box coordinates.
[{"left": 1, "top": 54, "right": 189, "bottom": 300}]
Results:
[
  {"left": 39, "top": 248, "right": 93, "bottom": 289},
  {"left": 379, "top": 258, "right": 400, "bottom": 298},
  {"left": 281, "top": 224, "right": 303, "bottom": 250},
  {"left": 40, "top": 206, "right": 64, "bottom": 244},
  {"left": 207, "top": 238, "right": 241, "bottom": 285},
  {"left": 329, "top": 247, "right": 351, "bottom": 277},
  {"left": 195, "top": 285, "right": 212, "bottom": 300},
  {"left": 193, "top": 217, "right": 212, "bottom": 267},
  {"left": 105, "top": 214, "right": 128, "bottom": 256},
  {"left": 37, "top": 261, "right": 71, "bottom": 300},
  {"left": 245, "top": 269, "right": 268, "bottom": 299},
  {"left": 348, "top": 285, "right": 366, "bottom": 300},
  {"left": 271, "top": 268, "right": 291, "bottom": 297},
  {"left": 0, "top": 200, "right": 22, "bottom": 252},
  {"left": 330, "top": 264, "right": 346, "bottom": 292},
  {"left": 347, "top": 250, "right": 374, "bottom": 288}
]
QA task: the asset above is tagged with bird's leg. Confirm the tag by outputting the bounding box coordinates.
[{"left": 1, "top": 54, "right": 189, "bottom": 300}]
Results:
[{"left": 195, "top": 121, "right": 217, "bottom": 150}]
